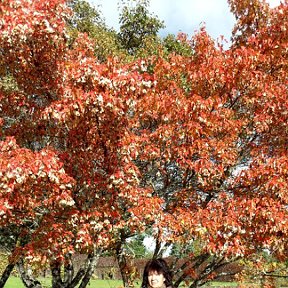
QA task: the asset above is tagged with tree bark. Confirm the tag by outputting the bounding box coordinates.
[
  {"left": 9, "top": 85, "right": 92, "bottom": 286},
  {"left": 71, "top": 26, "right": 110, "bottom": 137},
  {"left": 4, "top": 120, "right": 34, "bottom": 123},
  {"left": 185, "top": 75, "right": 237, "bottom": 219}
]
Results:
[
  {"left": 152, "top": 232, "right": 163, "bottom": 259},
  {"left": 116, "top": 243, "right": 133, "bottom": 288},
  {"left": 51, "top": 260, "right": 64, "bottom": 288},
  {"left": 0, "top": 262, "right": 16, "bottom": 288},
  {"left": 16, "top": 259, "right": 42, "bottom": 288},
  {"left": 78, "top": 252, "right": 99, "bottom": 288},
  {"left": 63, "top": 254, "right": 74, "bottom": 286},
  {"left": 68, "top": 252, "right": 100, "bottom": 288}
]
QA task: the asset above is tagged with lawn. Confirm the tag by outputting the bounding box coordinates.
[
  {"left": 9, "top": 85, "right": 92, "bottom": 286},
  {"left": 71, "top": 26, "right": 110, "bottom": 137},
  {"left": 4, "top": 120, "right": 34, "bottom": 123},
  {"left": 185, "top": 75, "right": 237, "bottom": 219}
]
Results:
[
  {"left": 3, "top": 278, "right": 236, "bottom": 288},
  {"left": 5, "top": 277, "right": 256, "bottom": 288},
  {"left": 3, "top": 278, "right": 243, "bottom": 288},
  {"left": 4, "top": 277, "right": 124, "bottom": 288}
]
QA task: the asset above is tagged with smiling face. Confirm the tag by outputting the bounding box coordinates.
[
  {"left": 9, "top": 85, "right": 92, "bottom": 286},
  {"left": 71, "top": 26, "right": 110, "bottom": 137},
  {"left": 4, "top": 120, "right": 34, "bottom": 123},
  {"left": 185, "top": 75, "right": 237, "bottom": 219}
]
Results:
[{"left": 148, "top": 270, "right": 165, "bottom": 288}]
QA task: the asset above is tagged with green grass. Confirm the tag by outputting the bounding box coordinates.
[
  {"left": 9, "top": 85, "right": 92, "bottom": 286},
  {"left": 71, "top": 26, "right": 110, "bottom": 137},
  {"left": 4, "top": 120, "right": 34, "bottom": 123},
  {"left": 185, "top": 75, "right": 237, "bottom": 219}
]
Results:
[
  {"left": 4, "top": 277, "right": 124, "bottom": 288},
  {"left": 4, "top": 276, "right": 24, "bottom": 288},
  {"left": 4, "top": 277, "right": 243, "bottom": 288},
  {"left": 4, "top": 278, "right": 244, "bottom": 288}
]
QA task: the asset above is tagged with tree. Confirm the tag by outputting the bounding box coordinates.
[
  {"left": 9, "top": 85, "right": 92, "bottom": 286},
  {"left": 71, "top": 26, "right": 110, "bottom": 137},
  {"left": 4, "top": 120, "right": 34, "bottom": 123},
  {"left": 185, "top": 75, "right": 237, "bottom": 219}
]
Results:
[
  {"left": 67, "top": 0, "right": 126, "bottom": 62},
  {"left": 162, "top": 33, "right": 194, "bottom": 57},
  {"left": 129, "top": 1, "right": 288, "bottom": 286},
  {"left": 0, "top": 0, "right": 287, "bottom": 288},
  {"left": 0, "top": 0, "right": 161, "bottom": 287},
  {"left": 126, "top": 235, "right": 153, "bottom": 259},
  {"left": 118, "top": 0, "right": 165, "bottom": 54},
  {"left": 0, "top": 137, "right": 75, "bottom": 287}
]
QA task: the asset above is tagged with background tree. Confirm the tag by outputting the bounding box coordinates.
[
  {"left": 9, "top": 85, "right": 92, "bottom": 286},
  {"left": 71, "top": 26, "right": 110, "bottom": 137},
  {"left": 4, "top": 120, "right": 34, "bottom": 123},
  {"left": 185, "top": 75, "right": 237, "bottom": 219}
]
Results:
[
  {"left": 125, "top": 235, "right": 153, "bottom": 259},
  {"left": 118, "top": 0, "right": 165, "bottom": 55},
  {"left": 162, "top": 33, "right": 194, "bottom": 57},
  {"left": 67, "top": 0, "right": 126, "bottom": 62}
]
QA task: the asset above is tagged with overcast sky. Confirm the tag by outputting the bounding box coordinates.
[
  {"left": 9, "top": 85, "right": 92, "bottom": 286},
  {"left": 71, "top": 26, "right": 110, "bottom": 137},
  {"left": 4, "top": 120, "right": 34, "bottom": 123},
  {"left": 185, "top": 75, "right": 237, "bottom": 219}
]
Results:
[{"left": 89, "top": 0, "right": 281, "bottom": 42}]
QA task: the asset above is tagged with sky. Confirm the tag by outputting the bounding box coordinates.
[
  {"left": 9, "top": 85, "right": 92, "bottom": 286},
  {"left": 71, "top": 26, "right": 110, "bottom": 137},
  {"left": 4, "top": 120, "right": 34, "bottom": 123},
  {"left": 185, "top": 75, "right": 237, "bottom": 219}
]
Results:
[{"left": 89, "top": 0, "right": 282, "bottom": 43}]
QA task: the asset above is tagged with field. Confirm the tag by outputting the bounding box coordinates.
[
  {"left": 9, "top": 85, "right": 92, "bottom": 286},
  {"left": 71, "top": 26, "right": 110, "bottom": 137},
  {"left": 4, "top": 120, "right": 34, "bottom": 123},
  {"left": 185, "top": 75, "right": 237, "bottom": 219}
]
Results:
[
  {"left": 4, "top": 277, "right": 124, "bottom": 288},
  {"left": 5, "top": 277, "right": 288, "bottom": 288},
  {"left": 3, "top": 277, "right": 241, "bottom": 288}
]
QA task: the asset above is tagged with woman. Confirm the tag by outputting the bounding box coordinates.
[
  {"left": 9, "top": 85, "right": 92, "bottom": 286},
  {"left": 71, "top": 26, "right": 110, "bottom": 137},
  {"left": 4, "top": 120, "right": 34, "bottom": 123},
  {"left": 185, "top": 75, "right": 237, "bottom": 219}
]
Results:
[{"left": 141, "top": 258, "right": 174, "bottom": 288}]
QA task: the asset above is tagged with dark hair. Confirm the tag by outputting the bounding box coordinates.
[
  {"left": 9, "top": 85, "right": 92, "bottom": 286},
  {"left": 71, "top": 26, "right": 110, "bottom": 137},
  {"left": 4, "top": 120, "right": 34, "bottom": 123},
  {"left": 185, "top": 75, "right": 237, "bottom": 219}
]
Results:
[{"left": 141, "top": 258, "right": 173, "bottom": 288}]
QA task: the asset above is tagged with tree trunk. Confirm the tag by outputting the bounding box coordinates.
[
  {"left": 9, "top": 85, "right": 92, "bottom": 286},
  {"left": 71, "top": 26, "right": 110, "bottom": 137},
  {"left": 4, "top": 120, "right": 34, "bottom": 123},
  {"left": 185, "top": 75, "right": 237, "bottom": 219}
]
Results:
[
  {"left": 51, "top": 260, "right": 64, "bottom": 288},
  {"left": 78, "top": 252, "right": 99, "bottom": 288},
  {"left": 117, "top": 255, "right": 131, "bottom": 288},
  {"left": 68, "top": 265, "right": 86, "bottom": 288},
  {"left": 16, "top": 259, "right": 42, "bottom": 288},
  {"left": 153, "top": 232, "right": 164, "bottom": 259},
  {"left": 0, "top": 262, "right": 16, "bottom": 288},
  {"left": 68, "top": 252, "right": 100, "bottom": 288},
  {"left": 63, "top": 254, "right": 74, "bottom": 286},
  {"left": 116, "top": 244, "right": 133, "bottom": 288}
]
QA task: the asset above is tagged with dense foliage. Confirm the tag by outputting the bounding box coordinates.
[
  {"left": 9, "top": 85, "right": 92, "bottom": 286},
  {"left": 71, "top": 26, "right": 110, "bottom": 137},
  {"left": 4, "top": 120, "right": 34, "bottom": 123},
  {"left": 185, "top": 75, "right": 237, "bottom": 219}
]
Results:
[{"left": 0, "top": 0, "right": 287, "bottom": 287}]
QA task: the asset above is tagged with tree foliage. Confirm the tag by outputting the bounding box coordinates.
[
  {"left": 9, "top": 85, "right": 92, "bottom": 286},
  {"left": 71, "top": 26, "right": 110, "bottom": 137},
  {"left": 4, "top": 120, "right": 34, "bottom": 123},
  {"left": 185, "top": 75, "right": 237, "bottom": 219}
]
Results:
[
  {"left": 67, "top": 0, "right": 125, "bottom": 62},
  {"left": 0, "top": 0, "right": 287, "bottom": 287},
  {"left": 118, "top": 0, "right": 165, "bottom": 54}
]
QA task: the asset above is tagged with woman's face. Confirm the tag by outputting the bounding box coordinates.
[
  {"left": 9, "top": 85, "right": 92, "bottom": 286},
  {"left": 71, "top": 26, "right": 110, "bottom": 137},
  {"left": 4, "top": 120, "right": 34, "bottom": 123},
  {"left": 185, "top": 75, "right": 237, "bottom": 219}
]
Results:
[{"left": 148, "top": 270, "right": 165, "bottom": 288}]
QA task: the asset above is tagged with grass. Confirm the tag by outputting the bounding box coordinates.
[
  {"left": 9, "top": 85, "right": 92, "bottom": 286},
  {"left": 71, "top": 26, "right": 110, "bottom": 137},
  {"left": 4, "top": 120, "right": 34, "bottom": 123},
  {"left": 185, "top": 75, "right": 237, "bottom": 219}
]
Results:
[
  {"left": 3, "top": 277, "right": 272, "bottom": 288},
  {"left": 2, "top": 279, "right": 236, "bottom": 288},
  {"left": 4, "top": 277, "right": 246, "bottom": 288},
  {"left": 4, "top": 278, "right": 242, "bottom": 288},
  {"left": 4, "top": 277, "right": 125, "bottom": 288},
  {"left": 4, "top": 277, "right": 24, "bottom": 288},
  {"left": 3, "top": 278, "right": 247, "bottom": 288},
  {"left": 4, "top": 275, "right": 288, "bottom": 288}
]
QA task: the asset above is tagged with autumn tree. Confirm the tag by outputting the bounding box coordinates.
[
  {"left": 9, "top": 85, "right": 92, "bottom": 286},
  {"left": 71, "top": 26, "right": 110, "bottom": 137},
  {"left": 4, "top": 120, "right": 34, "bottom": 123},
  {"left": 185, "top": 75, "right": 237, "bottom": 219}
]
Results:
[
  {"left": 129, "top": 0, "right": 288, "bottom": 287},
  {"left": 0, "top": 0, "right": 287, "bottom": 288},
  {"left": 0, "top": 0, "right": 160, "bottom": 287}
]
